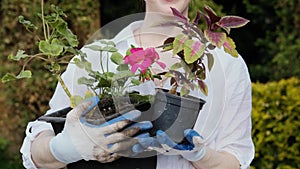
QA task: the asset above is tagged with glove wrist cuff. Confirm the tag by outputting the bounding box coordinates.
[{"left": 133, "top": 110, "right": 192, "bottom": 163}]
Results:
[
  {"left": 49, "top": 132, "right": 82, "bottom": 164},
  {"left": 181, "top": 146, "right": 206, "bottom": 162}
]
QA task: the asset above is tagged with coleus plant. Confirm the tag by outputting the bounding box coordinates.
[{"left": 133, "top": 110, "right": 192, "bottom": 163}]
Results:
[{"left": 155, "top": 6, "right": 249, "bottom": 96}]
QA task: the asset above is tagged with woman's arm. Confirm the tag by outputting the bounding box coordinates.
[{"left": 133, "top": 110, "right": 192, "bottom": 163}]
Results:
[
  {"left": 190, "top": 50, "right": 254, "bottom": 169},
  {"left": 31, "top": 130, "right": 66, "bottom": 169},
  {"left": 191, "top": 147, "right": 240, "bottom": 169}
]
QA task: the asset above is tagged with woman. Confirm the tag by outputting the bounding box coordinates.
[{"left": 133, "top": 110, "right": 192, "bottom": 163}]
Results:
[{"left": 21, "top": 0, "right": 254, "bottom": 168}]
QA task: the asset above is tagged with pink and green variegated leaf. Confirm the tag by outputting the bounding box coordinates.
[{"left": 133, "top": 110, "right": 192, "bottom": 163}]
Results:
[
  {"left": 173, "top": 34, "right": 186, "bottom": 54},
  {"left": 183, "top": 39, "right": 205, "bottom": 64},
  {"left": 217, "top": 16, "right": 249, "bottom": 33},
  {"left": 204, "top": 29, "right": 226, "bottom": 48},
  {"left": 198, "top": 80, "right": 208, "bottom": 96},
  {"left": 223, "top": 37, "right": 239, "bottom": 57},
  {"left": 203, "top": 5, "right": 221, "bottom": 24}
]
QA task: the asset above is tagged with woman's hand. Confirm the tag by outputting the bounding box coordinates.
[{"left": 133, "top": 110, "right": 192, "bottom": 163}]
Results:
[
  {"left": 49, "top": 96, "right": 152, "bottom": 164},
  {"left": 133, "top": 129, "right": 206, "bottom": 162}
]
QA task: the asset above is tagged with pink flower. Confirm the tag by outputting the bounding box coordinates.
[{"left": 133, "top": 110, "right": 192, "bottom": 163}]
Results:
[{"left": 124, "top": 47, "right": 166, "bottom": 73}]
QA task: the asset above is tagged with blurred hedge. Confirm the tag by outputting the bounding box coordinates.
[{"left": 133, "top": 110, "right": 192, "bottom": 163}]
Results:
[
  {"left": 0, "top": 0, "right": 100, "bottom": 168},
  {"left": 251, "top": 77, "right": 300, "bottom": 169}
]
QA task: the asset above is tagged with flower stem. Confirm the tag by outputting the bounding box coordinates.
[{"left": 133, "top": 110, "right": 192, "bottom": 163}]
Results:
[{"left": 41, "top": 0, "right": 48, "bottom": 41}]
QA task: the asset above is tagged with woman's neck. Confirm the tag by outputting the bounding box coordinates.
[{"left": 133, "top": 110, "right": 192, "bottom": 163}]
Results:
[{"left": 136, "top": 10, "right": 188, "bottom": 47}]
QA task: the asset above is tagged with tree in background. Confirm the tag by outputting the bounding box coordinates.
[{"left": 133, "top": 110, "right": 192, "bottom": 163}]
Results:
[
  {"left": 244, "top": 0, "right": 300, "bottom": 81},
  {"left": 215, "top": 0, "right": 300, "bottom": 82}
]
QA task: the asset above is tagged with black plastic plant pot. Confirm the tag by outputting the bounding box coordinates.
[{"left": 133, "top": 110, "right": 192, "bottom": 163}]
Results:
[
  {"left": 148, "top": 89, "right": 206, "bottom": 144},
  {"left": 38, "top": 107, "right": 72, "bottom": 135},
  {"left": 38, "top": 96, "right": 150, "bottom": 134}
]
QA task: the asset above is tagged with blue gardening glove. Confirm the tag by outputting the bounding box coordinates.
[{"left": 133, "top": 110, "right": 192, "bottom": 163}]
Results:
[
  {"left": 50, "top": 96, "right": 152, "bottom": 164},
  {"left": 133, "top": 129, "right": 206, "bottom": 162}
]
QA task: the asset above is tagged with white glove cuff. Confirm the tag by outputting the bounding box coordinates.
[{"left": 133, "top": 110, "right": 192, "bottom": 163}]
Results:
[
  {"left": 181, "top": 146, "right": 206, "bottom": 162},
  {"left": 49, "top": 132, "right": 82, "bottom": 164}
]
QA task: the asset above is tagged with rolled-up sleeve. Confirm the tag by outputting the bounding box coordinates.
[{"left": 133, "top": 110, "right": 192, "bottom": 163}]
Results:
[{"left": 20, "top": 121, "right": 53, "bottom": 169}]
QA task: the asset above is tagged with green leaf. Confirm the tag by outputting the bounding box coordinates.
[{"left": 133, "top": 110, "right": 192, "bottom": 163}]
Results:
[
  {"left": 51, "top": 63, "right": 61, "bottom": 73},
  {"left": 18, "top": 15, "right": 37, "bottom": 30},
  {"left": 51, "top": 4, "right": 67, "bottom": 17},
  {"left": 78, "top": 77, "right": 96, "bottom": 86},
  {"left": 8, "top": 50, "right": 29, "bottom": 61},
  {"left": 17, "top": 70, "right": 32, "bottom": 79},
  {"left": 206, "top": 53, "right": 214, "bottom": 71},
  {"left": 102, "top": 46, "right": 118, "bottom": 52},
  {"left": 112, "top": 71, "right": 134, "bottom": 81},
  {"left": 126, "top": 48, "right": 132, "bottom": 56},
  {"left": 180, "top": 61, "right": 192, "bottom": 74},
  {"left": 184, "top": 39, "right": 205, "bottom": 64},
  {"left": 95, "top": 73, "right": 111, "bottom": 87},
  {"left": 55, "top": 18, "right": 78, "bottom": 47},
  {"left": 170, "top": 62, "right": 183, "bottom": 70},
  {"left": 180, "top": 86, "right": 190, "bottom": 96},
  {"left": 39, "top": 39, "right": 63, "bottom": 56},
  {"left": 86, "top": 45, "right": 103, "bottom": 51},
  {"left": 73, "top": 58, "right": 92, "bottom": 73},
  {"left": 111, "top": 52, "right": 124, "bottom": 65},
  {"left": 99, "top": 40, "right": 116, "bottom": 46},
  {"left": 1, "top": 73, "right": 17, "bottom": 83},
  {"left": 104, "top": 72, "right": 115, "bottom": 80},
  {"left": 117, "top": 64, "right": 129, "bottom": 71},
  {"left": 131, "top": 78, "right": 142, "bottom": 86},
  {"left": 2, "top": 70, "right": 32, "bottom": 83}
]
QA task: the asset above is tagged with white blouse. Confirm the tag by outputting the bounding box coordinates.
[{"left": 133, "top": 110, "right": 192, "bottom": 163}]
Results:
[{"left": 20, "top": 21, "right": 254, "bottom": 169}]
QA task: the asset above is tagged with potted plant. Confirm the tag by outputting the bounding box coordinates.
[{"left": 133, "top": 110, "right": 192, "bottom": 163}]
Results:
[{"left": 1, "top": 1, "right": 249, "bottom": 165}]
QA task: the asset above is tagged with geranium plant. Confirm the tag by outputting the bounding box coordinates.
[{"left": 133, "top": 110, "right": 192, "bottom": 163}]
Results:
[
  {"left": 0, "top": 2, "right": 161, "bottom": 108},
  {"left": 71, "top": 42, "right": 165, "bottom": 106},
  {"left": 1, "top": 2, "right": 81, "bottom": 107}
]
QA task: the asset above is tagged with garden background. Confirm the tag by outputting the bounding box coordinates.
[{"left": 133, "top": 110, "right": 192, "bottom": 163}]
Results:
[{"left": 0, "top": 0, "right": 299, "bottom": 168}]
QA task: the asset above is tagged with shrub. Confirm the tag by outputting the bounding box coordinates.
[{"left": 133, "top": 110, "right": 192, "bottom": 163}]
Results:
[{"left": 251, "top": 77, "right": 300, "bottom": 169}]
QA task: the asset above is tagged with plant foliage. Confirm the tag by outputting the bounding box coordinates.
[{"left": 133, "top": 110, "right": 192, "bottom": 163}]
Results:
[{"left": 251, "top": 77, "right": 300, "bottom": 169}]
